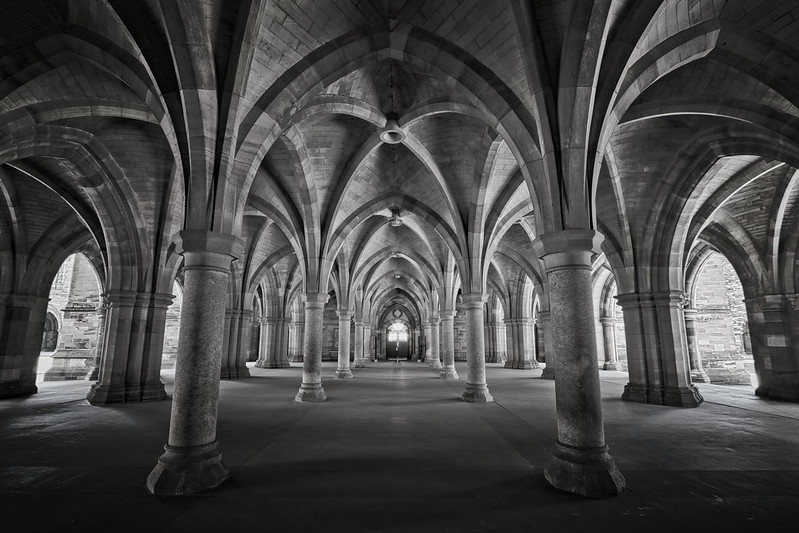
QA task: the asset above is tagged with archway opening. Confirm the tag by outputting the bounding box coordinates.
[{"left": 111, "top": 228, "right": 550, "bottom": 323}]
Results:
[
  {"left": 690, "top": 251, "right": 754, "bottom": 388},
  {"left": 40, "top": 253, "right": 101, "bottom": 383},
  {"left": 386, "top": 322, "right": 410, "bottom": 361},
  {"left": 161, "top": 281, "right": 183, "bottom": 370}
]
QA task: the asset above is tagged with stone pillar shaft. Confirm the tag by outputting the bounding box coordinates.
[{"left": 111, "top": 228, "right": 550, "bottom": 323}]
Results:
[
  {"left": 295, "top": 293, "right": 327, "bottom": 402},
  {"left": 600, "top": 316, "right": 623, "bottom": 372},
  {"left": 352, "top": 321, "right": 365, "bottom": 367},
  {"left": 439, "top": 311, "right": 458, "bottom": 379},
  {"left": 745, "top": 295, "right": 799, "bottom": 401},
  {"left": 683, "top": 309, "right": 708, "bottom": 382},
  {"left": 335, "top": 311, "right": 353, "bottom": 379},
  {"left": 461, "top": 293, "right": 492, "bottom": 402},
  {"left": 534, "top": 230, "right": 624, "bottom": 498},
  {"left": 428, "top": 317, "right": 442, "bottom": 369},
  {"left": 0, "top": 293, "right": 48, "bottom": 399},
  {"left": 147, "top": 231, "right": 242, "bottom": 495}
]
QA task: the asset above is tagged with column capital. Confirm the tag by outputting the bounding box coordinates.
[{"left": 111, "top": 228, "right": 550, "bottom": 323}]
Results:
[
  {"left": 440, "top": 309, "right": 456, "bottom": 320},
  {"left": 301, "top": 292, "right": 328, "bottom": 309},
  {"left": 428, "top": 317, "right": 440, "bottom": 326},
  {"left": 103, "top": 290, "right": 139, "bottom": 307},
  {"left": 616, "top": 290, "right": 688, "bottom": 310},
  {"left": 337, "top": 310, "right": 353, "bottom": 320},
  {"left": 532, "top": 230, "right": 603, "bottom": 271},
  {"left": 175, "top": 231, "right": 244, "bottom": 271},
  {"left": 461, "top": 292, "right": 487, "bottom": 308},
  {"left": 682, "top": 308, "right": 698, "bottom": 321}
]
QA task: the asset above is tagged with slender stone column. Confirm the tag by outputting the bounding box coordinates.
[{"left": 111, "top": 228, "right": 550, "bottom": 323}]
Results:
[
  {"left": 255, "top": 317, "right": 270, "bottom": 368},
  {"left": 295, "top": 293, "right": 328, "bottom": 402},
  {"left": 539, "top": 311, "right": 555, "bottom": 379},
  {"left": 428, "top": 317, "right": 442, "bottom": 369},
  {"left": 496, "top": 321, "right": 507, "bottom": 364},
  {"left": 364, "top": 323, "right": 374, "bottom": 362},
  {"left": 272, "top": 317, "right": 290, "bottom": 367},
  {"left": 352, "top": 320, "right": 365, "bottom": 367},
  {"left": 440, "top": 311, "right": 458, "bottom": 379},
  {"left": 534, "top": 231, "right": 624, "bottom": 498},
  {"left": 236, "top": 310, "right": 254, "bottom": 374},
  {"left": 505, "top": 318, "right": 539, "bottom": 369},
  {"left": 683, "top": 309, "right": 708, "bottom": 382},
  {"left": 87, "top": 290, "right": 137, "bottom": 404},
  {"left": 220, "top": 310, "right": 239, "bottom": 378},
  {"left": 461, "top": 293, "right": 492, "bottom": 402},
  {"left": 600, "top": 317, "right": 623, "bottom": 371},
  {"left": 147, "top": 231, "right": 242, "bottom": 495},
  {"left": 88, "top": 298, "right": 109, "bottom": 381},
  {"left": 138, "top": 293, "right": 172, "bottom": 400},
  {"left": 0, "top": 294, "right": 48, "bottom": 398},
  {"left": 335, "top": 311, "right": 353, "bottom": 379},
  {"left": 423, "top": 322, "right": 432, "bottom": 362}
]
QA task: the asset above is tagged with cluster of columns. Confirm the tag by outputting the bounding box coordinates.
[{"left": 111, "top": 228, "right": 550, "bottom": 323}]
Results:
[{"left": 255, "top": 316, "right": 290, "bottom": 369}]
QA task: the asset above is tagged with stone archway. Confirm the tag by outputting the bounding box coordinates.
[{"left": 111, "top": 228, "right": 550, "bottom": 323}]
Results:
[{"left": 41, "top": 312, "right": 59, "bottom": 352}]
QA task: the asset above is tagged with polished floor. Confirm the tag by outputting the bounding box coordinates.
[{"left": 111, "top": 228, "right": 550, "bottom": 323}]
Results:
[{"left": 1, "top": 360, "right": 798, "bottom": 532}]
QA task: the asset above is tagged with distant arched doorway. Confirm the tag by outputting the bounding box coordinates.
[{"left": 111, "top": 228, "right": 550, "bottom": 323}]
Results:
[
  {"left": 41, "top": 312, "right": 59, "bottom": 352},
  {"left": 386, "top": 322, "right": 410, "bottom": 360}
]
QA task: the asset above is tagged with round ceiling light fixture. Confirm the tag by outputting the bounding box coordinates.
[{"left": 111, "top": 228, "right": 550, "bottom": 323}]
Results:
[
  {"left": 380, "top": 116, "right": 405, "bottom": 144},
  {"left": 388, "top": 206, "right": 403, "bottom": 227}
]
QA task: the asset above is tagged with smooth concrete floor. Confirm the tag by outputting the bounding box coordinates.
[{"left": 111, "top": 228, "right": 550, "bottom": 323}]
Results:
[{"left": 2, "top": 361, "right": 798, "bottom": 532}]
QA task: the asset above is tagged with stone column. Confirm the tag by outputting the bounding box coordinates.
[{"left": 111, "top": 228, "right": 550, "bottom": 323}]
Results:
[
  {"left": 295, "top": 293, "right": 328, "bottom": 402},
  {"left": 745, "top": 295, "right": 799, "bottom": 401},
  {"left": 220, "top": 309, "right": 239, "bottom": 379},
  {"left": 616, "top": 291, "right": 703, "bottom": 407},
  {"left": 534, "top": 230, "right": 624, "bottom": 498},
  {"left": 138, "top": 293, "right": 172, "bottom": 400},
  {"left": 88, "top": 298, "right": 109, "bottom": 381},
  {"left": 423, "top": 322, "right": 432, "bottom": 362},
  {"left": 439, "top": 310, "right": 458, "bottom": 379},
  {"left": 428, "top": 317, "right": 442, "bottom": 369},
  {"left": 0, "top": 294, "right": 48, "bottom": 399},
  {"left": 147, "top": 231, "right": 242, "bottom": 495},
  {"left": 272, "top": 317, "right": 289, "bottom": 367},
  {"left": 600, "top": 316, "right": 623, "bottom": 371},
  {"left": 335, "top": 311, "right": 353, "bottom": 379},
  {"left": 364, "top": 323, "right": 374, "bottom": 362},
  {"left": 539, "top": 311, "right": 554, "bottom": 379},
  {"left": 255, "top": 317, "right": 269, "bottom": 368},
  {"left": 461, "top": 293, "right": 492, "bottom": 402},
  {"left": 496, "top": 321, "right": 507, "bottom": 364},
  {"left": 683, "top": 309, "right": 708, "bottom": 382},
  {"left": 87, "top": 290, "right": 137, "bottom": 404},
  {"left": 352, "top": 320, "right": 365, "bottom": 367}
]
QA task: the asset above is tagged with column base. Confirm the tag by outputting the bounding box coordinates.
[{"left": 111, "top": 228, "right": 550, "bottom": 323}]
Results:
[
  {"left": 544, "top": 442, "right": 625, "bottom": 498},
  {"left": 0, "top": 380, "right": 37, "bottom": 399},
  {"left": 139, "top": 380, "right": 168, "bottom": 402},
  {"left": 254, "top": 359, "right": 269, "bottom": 368},
  {"left": 86, "top": 382, "right": 126, "bottom": 404},
  {"left": 440, "top": 367, "right": 459, "bottom": 380},
  {"left": 428, "top": 360, "right": 442, "bottom": 369},
  {"left": 220, "top": 366, "right": 250, "bottom": 379},
  {"left": 603, "top": 361, "right": 624, "bottom": 371},
  {"left": 541, "top": 366, "right": 555, "bottom": 379},
  {"left": 622, "top": 383, "right": 704, "bottom": 407},
  {"left": 515, "top": 361, "right": 540, "bottom": 370},
  {"left": 352, "top": 358, "right": 366, "bottom": 368},
  {"left": 690, "top": 369, "right": 710, "bottom": 383},
  {"left": 147, "top": 441, "right": 230, "bottom": 495},
  {"left": 756, "top": 385, "right": 799, "bottom": 402},
  {"left": 461, "top": 383, "right": 493, "bottom": 403},
  {"left": 504, "top": 361, "right": 515, "bottom": 368},
  {"left": 295, "top": 383, "right": 327, "bottom": 402},
  {"left": 335, "top": 369, "right": 353, "bottom": 379},
  {"left": 269, "top": 362, "right": 291, "bottom": 369}
]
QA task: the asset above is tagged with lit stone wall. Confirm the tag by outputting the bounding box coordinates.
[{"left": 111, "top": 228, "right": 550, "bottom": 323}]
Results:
[{"left": 693, "top": 253, "right": 753, "bottom": 385}]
